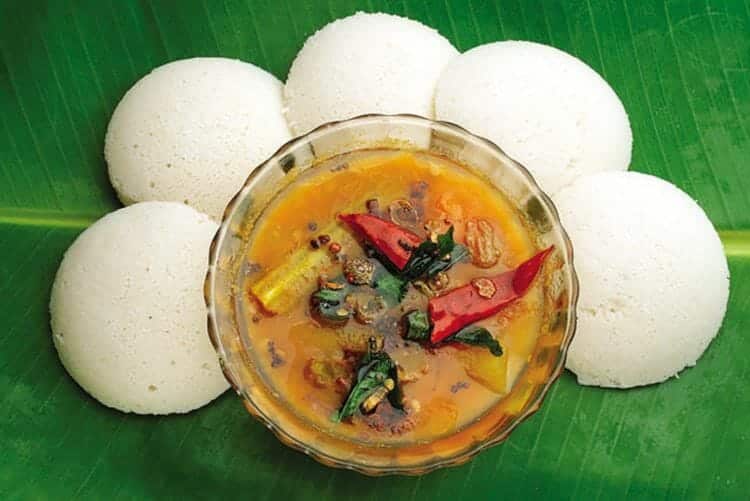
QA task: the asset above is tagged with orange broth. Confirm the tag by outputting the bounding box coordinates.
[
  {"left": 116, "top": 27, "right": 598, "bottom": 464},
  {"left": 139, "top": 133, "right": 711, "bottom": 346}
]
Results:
[{"left": 240, "top": 150, "right": 543, "bottom": 445}]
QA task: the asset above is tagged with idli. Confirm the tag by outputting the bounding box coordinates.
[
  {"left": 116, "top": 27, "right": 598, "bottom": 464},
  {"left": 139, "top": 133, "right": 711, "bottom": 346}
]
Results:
[
  {"left": 284, "top": 12, "right": 458, "bottom": 135},
  {"left": 50, "top": 202, "right": 229, "bottom": 414},
  {"left": 435, "top": 41, "right": 632, "bottom": 194},
  {"left": 555, "top": 172, "right": 729, "bottom": 388},
  {"left": 105, "top": 58, "right": 291, "bottom": 220}
]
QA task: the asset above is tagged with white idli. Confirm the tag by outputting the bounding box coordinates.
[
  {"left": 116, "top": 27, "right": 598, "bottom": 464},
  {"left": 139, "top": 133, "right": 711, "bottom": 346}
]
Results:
[
  {"left": 435, "top": 41, "right": 632, "bottom": 194},
  {"left": 50, "top": 202, "right": 228, "bottom": 414},
  {"left": 284, "top": 12, "right": 458, "bottom": 135},
  {"left": 105, "top": 58, "right": 291, "bottom": 220},
  {"left": 555, "top": 172, "right": 729, "bottom": 388}
]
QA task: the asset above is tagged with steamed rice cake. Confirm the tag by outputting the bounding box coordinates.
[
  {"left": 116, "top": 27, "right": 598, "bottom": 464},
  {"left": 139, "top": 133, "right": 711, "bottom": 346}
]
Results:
[
  {"left": 555, "top": 172, "right": 730, "bottom": 388},
  {"left": 284, "top": 12, "right": 458, "bottom": 135},
  {"left": 105, "top": 58, "right": 291, "bottom": 220},
  {"left": 50, "top": 202, "right": 229, "bottom": 414},
  {"left": 435, "top": 41, "right": 632, "bottom": 194}
]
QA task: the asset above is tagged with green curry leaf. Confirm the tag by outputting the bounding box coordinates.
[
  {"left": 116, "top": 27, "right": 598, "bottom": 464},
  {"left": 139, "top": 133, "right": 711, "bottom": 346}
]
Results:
[
  {"left": 310, "top": 280, "right": 351, "bottom": 326},
  {"left": 403, "top": 310, "right": 430, "bottom": 341},
  {"left": 452, "top": 327, "right": 503, "bottom": 356},
  {"left": 402, "top": 227, "right": 468, "bottom": 280},
  {"left": 372, "top": 265, "right": 408, "bottom": 306},
  {"left": 334, "top": 349, "right": 402, "bottom": 422}
]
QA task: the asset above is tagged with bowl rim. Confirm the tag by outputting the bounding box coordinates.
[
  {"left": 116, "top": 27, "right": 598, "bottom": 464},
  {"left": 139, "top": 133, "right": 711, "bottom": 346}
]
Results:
[{"left": 204, "top": 113, "right": 579, "bottom": 476}]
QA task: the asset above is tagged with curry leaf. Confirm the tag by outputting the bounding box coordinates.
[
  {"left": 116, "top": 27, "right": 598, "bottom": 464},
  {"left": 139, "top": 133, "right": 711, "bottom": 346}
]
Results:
[
  {"left": 403, "top": 310, "right": 430, "bottom": 341},
  {"left": 452, "top": 327, "right": 503, "bottom": 356},
  {"left": 310, "top": 280, "right": 351, "bottom": 326},
  {"left": 334, "top": 350, "right": 401, "bottom": 422},
  {"left": 426, "top": 244, "right": 469, "bottom": 277},
  {"left": 402, "top": 227, "right": 468, "bottom": 280},
  {"left": 372, "top": 265, "right": 408, "bottom": 306}
]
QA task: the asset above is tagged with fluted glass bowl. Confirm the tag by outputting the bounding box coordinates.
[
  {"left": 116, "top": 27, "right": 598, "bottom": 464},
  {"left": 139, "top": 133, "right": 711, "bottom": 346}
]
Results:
[{"left": 205, "top": 114, "right": 578, "bottom": 476}]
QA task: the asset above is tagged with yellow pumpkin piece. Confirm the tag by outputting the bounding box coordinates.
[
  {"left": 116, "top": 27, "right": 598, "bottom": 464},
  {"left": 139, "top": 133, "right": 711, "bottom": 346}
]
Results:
[
  {"left": 417, "top": 397, "right": 459, "bottom": 436},
  {"left": 458, "top": 347, "right": 508, "bottom": 394}
]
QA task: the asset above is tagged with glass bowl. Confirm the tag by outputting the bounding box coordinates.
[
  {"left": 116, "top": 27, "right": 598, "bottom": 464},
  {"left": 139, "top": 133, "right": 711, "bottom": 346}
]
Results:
[{"left": 205, "top": 114, "right": 578, "bottom": 476}]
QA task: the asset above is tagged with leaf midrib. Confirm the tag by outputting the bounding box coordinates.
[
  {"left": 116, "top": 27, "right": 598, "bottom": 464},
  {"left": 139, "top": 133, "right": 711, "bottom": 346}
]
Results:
[
  {"left": 0, "top": 208, "right": 100, "bottom": 230},
  {"left": 2, "top": 207, "right": 748, "bottom": 257},
  {"left": 717, "top": 230, "right": 750, "bottom": 258}
]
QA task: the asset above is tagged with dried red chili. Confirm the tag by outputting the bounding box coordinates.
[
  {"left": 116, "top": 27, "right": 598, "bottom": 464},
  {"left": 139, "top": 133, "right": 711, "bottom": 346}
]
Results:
[
  {"left": 427, "top": 246, "right": 553, "bottom": 343},
  {"left": 339, "top": 213, "right": 422, "bottom": 270}
]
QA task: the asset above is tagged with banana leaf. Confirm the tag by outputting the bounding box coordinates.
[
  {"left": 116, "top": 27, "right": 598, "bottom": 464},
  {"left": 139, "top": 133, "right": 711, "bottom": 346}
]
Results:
[{"left": 0, "top": 0, "right": 748, "bottom": 499}]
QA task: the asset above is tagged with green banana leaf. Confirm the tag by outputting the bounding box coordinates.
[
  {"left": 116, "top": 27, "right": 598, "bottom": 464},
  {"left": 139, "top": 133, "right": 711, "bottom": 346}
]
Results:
[{"left": 1, "top": 0, "right": 748, "bottom": 498}]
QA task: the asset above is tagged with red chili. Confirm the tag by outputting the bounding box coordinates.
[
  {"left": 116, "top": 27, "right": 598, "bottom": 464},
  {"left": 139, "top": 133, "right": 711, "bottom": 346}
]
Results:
[
  {"left": 428, "top": 246, "right": 554, "bottom": 343},
  {"left": 338, "top": 213, "right": 423, "bottom": 270}
]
